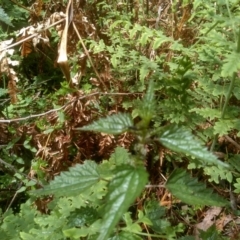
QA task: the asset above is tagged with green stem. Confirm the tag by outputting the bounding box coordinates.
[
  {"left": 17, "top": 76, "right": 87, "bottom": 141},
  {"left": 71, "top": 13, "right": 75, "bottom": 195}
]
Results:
[
  {"left": 211, "top": 27, "right": 240, "bottom": 151},
  {"left": 190, "top": 21, "right": 220, "bottom": 50},
  {"left": 131, "top": 231, "right": 168, "bottom": 238}
]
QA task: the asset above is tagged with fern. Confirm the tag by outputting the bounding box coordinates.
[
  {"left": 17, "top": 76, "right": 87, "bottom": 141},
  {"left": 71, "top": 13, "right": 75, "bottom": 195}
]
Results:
[
  {"left": 204, "top": 165, "right": 233, "bottom": 183},
  {"left": 221, "top": 52, "right": 240, "bottom": 77}
]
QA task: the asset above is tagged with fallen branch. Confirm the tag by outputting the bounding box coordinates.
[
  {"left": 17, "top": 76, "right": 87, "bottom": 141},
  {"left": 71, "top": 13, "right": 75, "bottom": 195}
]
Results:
[
  {"left": 0, "top": 18, "right": 65, "bottom": 52},
  {"left": 0, "top": 92, "right": 141, "bottom": 123},
  {"left": 73, "top": 22, "right": 108, "bottom": 90}
]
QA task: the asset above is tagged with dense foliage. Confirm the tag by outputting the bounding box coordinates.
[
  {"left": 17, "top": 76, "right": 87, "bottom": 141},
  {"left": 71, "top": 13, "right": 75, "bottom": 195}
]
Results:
[{"left": 1, "top": 0, "right": 240, "bottom": 239}]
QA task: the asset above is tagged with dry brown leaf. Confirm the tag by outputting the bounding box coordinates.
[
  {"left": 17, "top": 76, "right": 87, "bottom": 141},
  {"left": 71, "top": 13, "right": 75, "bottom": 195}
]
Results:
[
  {"left": 57, "top": 0, "right": 73, "bottom": 85},
  {"left": 8, "top": 76, "right": 18, "bottom": 104},
  {"left": 216, "top": 213, "right": 233, "bottom": 232},
  {"left": 31, "top": 0, "right": 43, "bottom": 17},
  {"left": 194, "top": 207, "right": 222, "bottom": 239}
]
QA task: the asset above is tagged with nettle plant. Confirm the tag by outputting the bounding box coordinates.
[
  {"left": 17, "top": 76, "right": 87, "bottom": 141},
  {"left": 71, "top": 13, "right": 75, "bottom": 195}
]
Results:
[
  {"left": 85, "top": 0, "right": 240, "bottom": 183},
  {"left": 2, "top": 0, "right": 240, "bottom": 239},
  {"left": 0, "top": 82, "right": 230, "bottom": 240}
]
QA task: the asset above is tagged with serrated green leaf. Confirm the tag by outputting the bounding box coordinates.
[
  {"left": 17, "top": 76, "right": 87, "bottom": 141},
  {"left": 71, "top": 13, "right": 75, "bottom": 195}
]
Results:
[
  {"left": 67, "top": 207, "right": 99, "bottom": 228},
  {"left": 129, "top": 26, "right": 140, "bottom": 39},
  {"left": 0, "top": 88, "right": 8, "bottom": 97},
  {"left": 139, "top": 66, "right": 149, "bottom": 83},
  {"left": 213, "top": 119, "right": 235, "bottom": 136},
  {"left": 140, "top": 80, "right": 156, "bottom": 120},
  {"left": 0, "top": 7, "right": 13, "bottom": 26},
  {"left": 63, "top": 228, "right": 87, "bottom": 238},
  {"left": 204, "top": 165, "right": 233, "bottom": 183},
  {"left": 122, "top": 212, "right": 142, "bottom": 233},
  {"left": 140, "top": 32, "right": 149, "bottom": 46},
  {"left": 111, "top": 55, "right": 118, "bottom": 68},
  {"left": 221, "top": 52, "right": 240, "bottom": 77},
  {"left": 144, "top": 200, "right": 167, "bottom": 234},
  {"left": 166, "top": 168, "right": 228, "bottom": 206},
  {"left": 152, "top": 37, "right": 169, "bottom": 49},
  {"left": 77, "top": 113, "right": 133, "bottom": 134},
  {"left": 234, "top": 178, "right": 240, "bottom": 193},
  {"left": 158, "top": 125, "right": 229, "bottom": 168},
  {"left": 63, "top": 220, "right": 101, "bottom": 239},
  {"left": 134, "top": 80, "right": 156, "bottom": 127},
  {"left": 31, "top": 161, "right": 101, "bottom": 197},
  {"left": 190, "top": 107, "right": 221, "bottom": 120},
  {"left": 137, "top": 210, "right": 152, "bottom": 225},
  {"left": 97, "top": 165, "right": 148, "bottom": 240},
  {"left": 109, "top": 147, "right": 131, "bottom": 165}
]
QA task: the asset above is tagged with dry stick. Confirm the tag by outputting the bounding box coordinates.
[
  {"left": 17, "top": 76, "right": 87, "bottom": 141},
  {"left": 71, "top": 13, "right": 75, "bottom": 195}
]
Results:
[
  {"left": 57, "top": 0, "right": 73, "bottom": 85},
  {"left": 9, "top": 0, "right": 35, "bottom": 14},
  {"left": 0, "top": 157, "right": 43, "bottom": 187},
  {"left": 0, "top": 157, "right": 19, "bottom": 173},
  {"left": 211, "top": 27, "right": 240, "bottom": 151},
  {"left": 145, "top": 184, "right": 165, "bottom": 188},
  {"left": 0, "top": 18, "right": 65, "bottom": 52},
  {"left": 143, "top": 222, "right": 152, "bottom": 240},
  {"left": 72, "top": 22, "right": 108, "bottom": 90},
  {"left": 224, "top": 135, "right": 240, "bottom": 151},
  {"left": 206, "top": 120, "right": 240, "bottom": 152},
  {"left": 5, "top": 190, "right": 19, "bottom": 213},
  {"left": 0, "top": 92, "right": 98, "bottom": 123},
  {"left": 0, "top": 92, "right": 140, "bottom": 123}
]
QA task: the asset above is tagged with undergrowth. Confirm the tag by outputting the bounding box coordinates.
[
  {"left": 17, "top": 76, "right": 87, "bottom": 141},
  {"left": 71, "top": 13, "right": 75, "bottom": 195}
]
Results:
[{"left": 1, "top": 0, "right": 240, "bottom": 239}]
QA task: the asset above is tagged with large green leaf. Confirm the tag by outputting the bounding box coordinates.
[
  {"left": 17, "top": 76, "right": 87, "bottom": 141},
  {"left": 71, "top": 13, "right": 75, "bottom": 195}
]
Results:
[
  {"left": 158, "top": 125, "right": 229, "bottom": 168},
  {"left": 31, "top": 161, "right": 101, "bottom": 197},
  {"left": 77, "top": 113, "right": 133, "bottom": 134},
  {"left": 166, "top": 169, "right": 228, "bottom": 206},
  {"left": 97, "top": 165, "right": 148, "bottom": 240}
]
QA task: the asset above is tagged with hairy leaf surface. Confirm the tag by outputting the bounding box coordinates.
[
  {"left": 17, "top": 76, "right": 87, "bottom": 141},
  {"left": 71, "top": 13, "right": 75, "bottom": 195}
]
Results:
[
  {"left": 97, "top": 165, "right": 148, "bottom": 240},
  {"left": 31, "top": 161, "right": 101, "bottom": 197},
  {"left": 77, "top": 113, "right": 133, "bottom": 134},
  {"left": 221, "top": 52, "right": 240, "bottom": 77},
  {"left": 166, "top": 169, "right": 228, "bottom": 206},
  {"left": 158, "top": 125, "right": 229, "bottom": 168}
]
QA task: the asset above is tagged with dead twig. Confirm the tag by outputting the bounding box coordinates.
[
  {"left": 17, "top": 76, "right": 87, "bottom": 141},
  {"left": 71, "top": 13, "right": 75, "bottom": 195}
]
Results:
[
  {"left": 72, "top": 22, "right": 108, "bottom": 90},
  {"left": 224, "top": 135, "right": 240, "bottom": 151},
  {"left": 0, "top": 92, "right": 141, "bottom": 123},
  {"left": 0, "top": 19, "right": 65, "bottom": 52}
]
